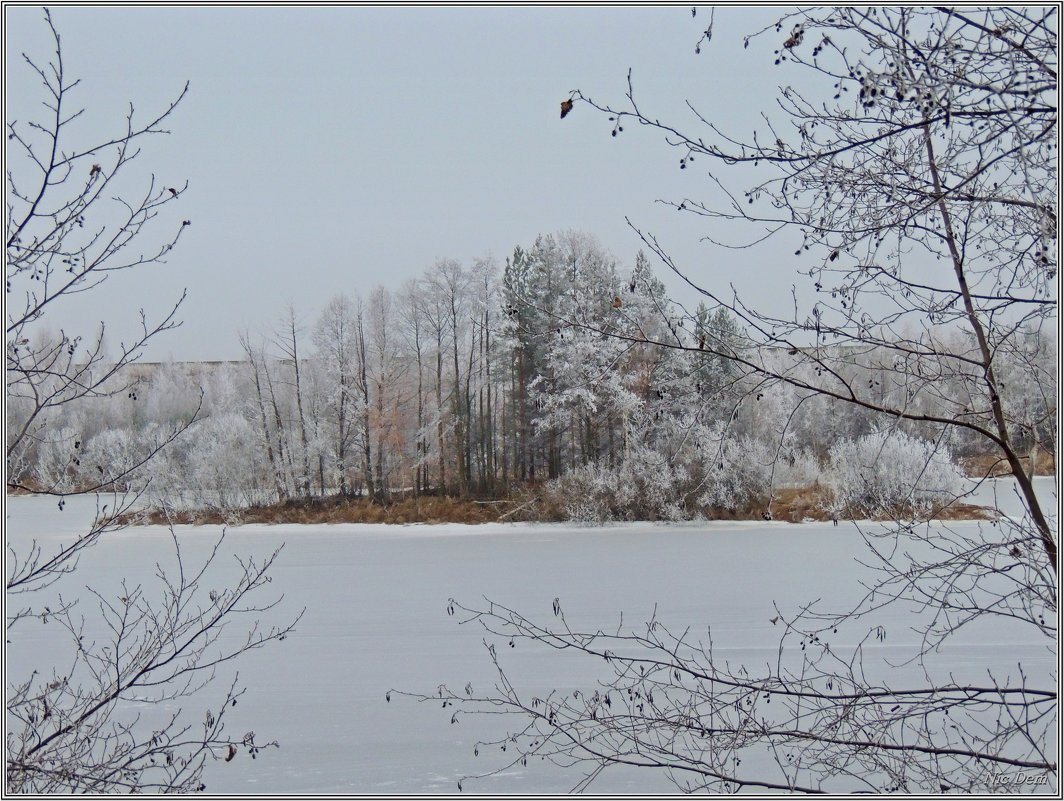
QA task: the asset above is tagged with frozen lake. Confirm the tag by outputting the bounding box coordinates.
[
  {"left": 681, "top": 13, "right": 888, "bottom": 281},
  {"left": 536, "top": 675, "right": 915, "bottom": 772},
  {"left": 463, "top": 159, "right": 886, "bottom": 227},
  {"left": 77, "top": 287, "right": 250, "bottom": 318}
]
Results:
[{"left": 5, "top": 478, "right": 1057, "bottom": 794}]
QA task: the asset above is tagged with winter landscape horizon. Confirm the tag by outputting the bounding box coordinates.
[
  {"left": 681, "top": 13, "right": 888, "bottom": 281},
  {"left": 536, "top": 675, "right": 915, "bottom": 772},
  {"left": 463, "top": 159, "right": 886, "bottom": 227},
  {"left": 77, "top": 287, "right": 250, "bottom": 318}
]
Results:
[{"left": 6, "top": 6, "right": 1057, "bottom": 796}]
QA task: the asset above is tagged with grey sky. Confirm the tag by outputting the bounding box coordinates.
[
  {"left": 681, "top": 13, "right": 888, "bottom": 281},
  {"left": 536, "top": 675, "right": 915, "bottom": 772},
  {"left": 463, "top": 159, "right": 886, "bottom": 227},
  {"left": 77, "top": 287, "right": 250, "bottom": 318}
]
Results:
[{"left": 6, "top": 5, "right": 798, "bottom": 362}]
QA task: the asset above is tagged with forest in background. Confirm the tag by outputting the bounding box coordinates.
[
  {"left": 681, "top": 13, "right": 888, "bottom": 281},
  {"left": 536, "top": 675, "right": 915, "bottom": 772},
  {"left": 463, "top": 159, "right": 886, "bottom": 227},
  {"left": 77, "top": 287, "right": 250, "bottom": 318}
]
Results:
[{"left": 8, "top": 229, "right": 1056, "bottom": 524}]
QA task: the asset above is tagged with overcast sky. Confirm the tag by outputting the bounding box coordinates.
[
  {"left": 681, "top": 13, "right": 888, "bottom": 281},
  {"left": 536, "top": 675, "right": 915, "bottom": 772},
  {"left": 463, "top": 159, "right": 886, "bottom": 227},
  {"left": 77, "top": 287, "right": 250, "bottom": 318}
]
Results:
[{"left": 6, "top": 5, "right": 803, "bottom": 362}]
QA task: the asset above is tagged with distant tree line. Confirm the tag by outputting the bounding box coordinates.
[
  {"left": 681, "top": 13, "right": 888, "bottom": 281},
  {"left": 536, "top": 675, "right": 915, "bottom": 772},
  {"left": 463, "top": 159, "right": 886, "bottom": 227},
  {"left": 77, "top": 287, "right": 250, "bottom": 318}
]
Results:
[{"left": 8, "top": 230, "right": 1055, "bottom": 520}]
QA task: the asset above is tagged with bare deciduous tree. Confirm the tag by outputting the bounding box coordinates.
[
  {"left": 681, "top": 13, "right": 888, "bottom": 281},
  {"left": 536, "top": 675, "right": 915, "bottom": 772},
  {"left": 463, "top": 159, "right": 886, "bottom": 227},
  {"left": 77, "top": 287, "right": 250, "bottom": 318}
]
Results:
[
  {"left": 311, "top": 294, "right": 361, "bottom": 497},
  {"left": 6, "top": 11, "right": 299, "bottom": 792}
]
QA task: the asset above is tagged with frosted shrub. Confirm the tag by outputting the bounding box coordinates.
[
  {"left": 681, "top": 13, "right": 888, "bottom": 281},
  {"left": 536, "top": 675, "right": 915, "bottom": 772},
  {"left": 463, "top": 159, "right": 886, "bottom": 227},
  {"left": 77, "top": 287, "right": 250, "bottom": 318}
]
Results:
[
  {"left": 31, "top": 425, "right": 81, "bottom": 491},
  {"left": 773, "top": 447, "right": 821, "bottom": 488},
  {"left": 619, "top": 445, "right": 690, "bottom": 521},
  {"left": 544, "top": 446, "right": 690, "bottom": 523},
  {"left": 547, "top": 427, "right": 823, "bottom": 522},
  {"left": 695, "top": 431, "right": 776, "bottom": 513},
  {"left": 160, "top": 412, "right": 273, "bottom": 511},
  {"left": 825, "top": 429, "right": 965, "bottom": 518},
  {"left": 547, "top": 464, "right": 620, "bottom": 523},
  {"left": 80, "top": 427, "right": 142, "bottom": 490}
]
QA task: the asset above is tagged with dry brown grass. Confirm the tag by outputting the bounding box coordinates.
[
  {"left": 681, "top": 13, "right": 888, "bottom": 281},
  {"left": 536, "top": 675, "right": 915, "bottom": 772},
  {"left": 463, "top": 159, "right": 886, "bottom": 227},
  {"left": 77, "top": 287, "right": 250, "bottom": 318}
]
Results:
[
  {"left": 130, "top": 494, "right": 543, "bottom": 527},
  {"left": 123, "top": 483, "right": 997, "bottom": 527},
  {"left": 764, "top": 485, "right": 994, "bottom": 524},
  {"left": 926, "top": 502, "right": 996, "bottom": 522},
  {"left": 961, "top": 447, "right": 1056, "bottom": 478},
  {"left": 768, "top": 486, "right": 832, "bottom": 523}
]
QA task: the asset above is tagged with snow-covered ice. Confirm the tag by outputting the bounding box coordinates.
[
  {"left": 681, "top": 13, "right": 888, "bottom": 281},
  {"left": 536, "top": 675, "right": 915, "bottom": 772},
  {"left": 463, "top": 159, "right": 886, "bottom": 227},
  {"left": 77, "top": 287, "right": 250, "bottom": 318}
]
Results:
[{"left": 5, "top": 478, "right": 1056, "bottom": 794}]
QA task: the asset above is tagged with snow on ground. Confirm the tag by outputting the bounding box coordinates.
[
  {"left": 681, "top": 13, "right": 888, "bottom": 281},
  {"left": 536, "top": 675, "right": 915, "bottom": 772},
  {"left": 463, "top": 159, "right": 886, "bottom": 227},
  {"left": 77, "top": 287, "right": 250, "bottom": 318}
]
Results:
[{"left": 4, "top": 478, "right": 1056, "bottom": 794}]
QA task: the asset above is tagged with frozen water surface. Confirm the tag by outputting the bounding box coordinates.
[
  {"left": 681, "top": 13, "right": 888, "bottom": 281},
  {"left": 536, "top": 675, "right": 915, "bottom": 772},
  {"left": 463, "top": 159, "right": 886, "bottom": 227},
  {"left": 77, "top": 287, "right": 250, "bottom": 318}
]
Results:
[{"left": 5, "top": 478, "right": 1056, "bottom": 794}]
